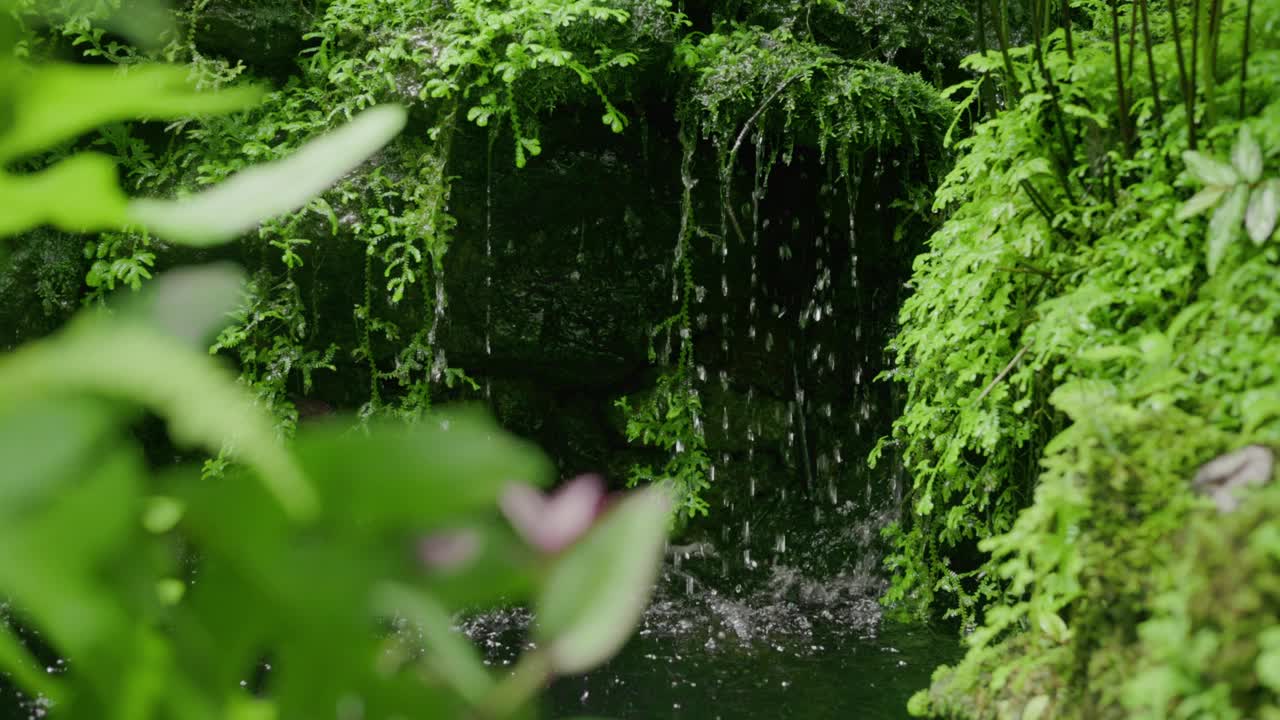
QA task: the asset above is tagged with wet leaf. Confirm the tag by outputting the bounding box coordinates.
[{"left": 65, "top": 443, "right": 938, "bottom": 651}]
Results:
[
  {"left": 1245, "top": 179, "right": 1279, "bottom": 246},
  {"left": 535, "top": 486, "right": 671, "bottom": 674},
  {"left": 1182, "top": 150, "right": 1239, "bottom": 187},
  {"left": 1175, "top": 186, "right": 1227, "bottom": 220},
  {"left": 1232, "top": 127, "right": 1263, "bottom": 183},
  {"left": 1206, "top": 185, "right": 1249, "bottom": 275}
]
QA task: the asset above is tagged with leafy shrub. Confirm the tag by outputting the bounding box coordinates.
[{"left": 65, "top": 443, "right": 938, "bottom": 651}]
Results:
[{"left": 881, "top": 0, "right": 1280, "bottom": 715}]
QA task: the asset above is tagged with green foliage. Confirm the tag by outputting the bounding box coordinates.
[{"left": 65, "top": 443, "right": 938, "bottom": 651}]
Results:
[
  {"left": 616, "top": 371, "right": 712, "bottom": 519},
  {"left": 1179, "top": 126, "right": 1280, "bottom": 272},
  {"left": 887, "top": 0, "right": 1280, "bottom": 716},
  {"left": 0, "top": 17, "right": 672, "bottom": 716},
  {"left": 309, "top": 0, "right": 683, "bottom": 165},
  {"left": 677, "top": 23, "right": 952, "bottom": 176},
  {"left": 1123, "top": 477, "right": 1280, "bottom": 719}
]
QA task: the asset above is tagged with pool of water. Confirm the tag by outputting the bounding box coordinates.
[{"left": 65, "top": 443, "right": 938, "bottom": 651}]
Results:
[
  {"left": 466, "top": 569, "right": 961, "bottom": 720},
  {"left": 3, "top": 565, "right": 960, "bottom": 720},
  {"left": 544, "top": 618, "right": 956, "bottom": 719}
]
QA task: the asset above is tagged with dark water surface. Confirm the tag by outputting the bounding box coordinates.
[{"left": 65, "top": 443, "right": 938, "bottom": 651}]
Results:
[
  {"left": 2, "top": 602, "right": 958, "bottom": 720},
  {"left": 545, "top": 619, "right": 957, "bottom": 720}
]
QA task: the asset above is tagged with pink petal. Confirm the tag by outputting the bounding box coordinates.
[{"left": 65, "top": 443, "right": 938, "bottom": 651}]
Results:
[
  {"left": 499, "top": 482, "right": 550, "bottom": 547},
  {"left": 417, "top": 529, "right": 481, "bottom": 571},
  {"left": 500, "top": 474, "right": 605, "bottom": 553}
]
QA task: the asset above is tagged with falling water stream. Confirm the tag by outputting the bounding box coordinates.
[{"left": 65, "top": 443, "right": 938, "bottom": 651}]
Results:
[{"left": 449, "top": 138, "right": 961, "bottom": 718}]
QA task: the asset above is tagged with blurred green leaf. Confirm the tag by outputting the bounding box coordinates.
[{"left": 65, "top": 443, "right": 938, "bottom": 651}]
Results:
[
  {"left": 0, "top": 444, "right": 140, "bottom": 667},
  {"left": 125, "top": 262, "right": 246, "bottom": 349},
  {"left": 130, "top": 105, "right": 408, "bottom": 246},
  {"left": 0, "top": 269, "right": 317, "bottom": 520},
  {"left": 1245, "top": 179, "right": 1279, "bottom": 246},
  {"left": 374, "top": 582, "right": 494, "bottom": 705},
  {"left": 1022, "top": 695, "right": 1051, "bottom": 720},
  {"left": 1182, "top": 150, "right": 1239, "bottom": 187},
  {"left": 0, "top": 63, "right": 262, "bottom": 163},
  {"left": 1176, "top": 186, "right": 1227, "bottom": 221},
  {"left": 535, "top": 486, "right": 671, "bottom": 674},
  {"left": 293, "top": 409, "right": 554, "bottom": 531},
  {"left": 1207, "top": 185, "right": 1248, "bottom": 275},
  {"left": 1232, "top": 127, "right": 1263, "bottom": 184},
  {"left": 0, "top": 153, "right": 129, "bottom": 236},
  {"left": 1258, "top": 631, "right": 1280, "bottom": 692},
  {"left": 0, "top": 398, "right": 117, "bottom": 512}
]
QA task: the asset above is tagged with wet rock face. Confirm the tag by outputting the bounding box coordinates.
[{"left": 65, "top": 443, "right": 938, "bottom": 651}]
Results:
[
  {"left": 182, "top": 0, "right": 311, "bottom": 78},
  {"left": 442, "top": 119, "right": 679, "bottom": 390}
]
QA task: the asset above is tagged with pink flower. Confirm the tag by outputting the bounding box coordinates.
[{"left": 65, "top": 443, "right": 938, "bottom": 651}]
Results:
[{"left": 499, "top": 474, "right": 607, "bottom": 553}]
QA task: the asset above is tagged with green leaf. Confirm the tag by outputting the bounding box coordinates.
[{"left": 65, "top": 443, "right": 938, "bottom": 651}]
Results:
[
  {"left": 0, "top": 623, "right": 64, "bottom": 704},
  {"left": 293, "top": 409, "right": 553, "bottom": 531},
  {"left": 1182, "top": 150, "right": 1239, "bottom": 187},
  {"left": 0, "top": 63, "right": 262, "bottom": 162},
  {"left": 0, "top": 268, "right": 317, "bottom": 520},
  {"left": 142, "top": 496, "right": 185, "bottom": 534},
  {"left": 130, "top": 105, "right": 407, "bottom": 247},
  {"left": 373, "top": 583, "right": 493, "bottom": 704},
  {"left": 1206, "top": 185, "right": 1249, "bottom": 275},
  {"left": 535, "top": 486, "right": 671, "bottom": 674},
  {"left": 1258, "top": 647, "right": 1280, "bottom": 693},
  {"left": 0, "top": 153, "right": 129, "bottom": 238},
  {"left": 1232, "top": 126, "right": 1264, "bottom": 183},
  {"left": 1049, "top": 380, "right": 1118, "bottom": 420},
  {"left": 0, "top": 399, "right": 117, "bottom": 513},
  {"left": 1176, "top": 186, "right": 1227, "bottom": 220},
  {"left": 1245, "top": 179, "right": 1280, "bottom": 246},
  {"left": 226, "top": 696, "right": 279, "bottom": 720}
]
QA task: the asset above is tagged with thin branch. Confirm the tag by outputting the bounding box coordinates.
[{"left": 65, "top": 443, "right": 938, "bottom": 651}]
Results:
[
  {"left": 1241, "top": 0, "right": 1254, "bottom": 116},
  {"left": 1165, "top": 0, "right": 1196, "bottom": 148},
  {"left": 1140, "top": 0, "right": 1164, "bottom": 127},
  {"left": 1110, "top": 0, "right": 1134, "bottom": 156},
  {"left": 995, "top": 0, "right": 1021, "bottom": 103},
  {"left": 976, "top": 344, "right": 1032, "bottom": 404},
  {"left": 1061, "top": 0, "right": 1076, "bottom": 61},
  {"left": 721, "top": 72, "right": 804, "bottom": 245}
]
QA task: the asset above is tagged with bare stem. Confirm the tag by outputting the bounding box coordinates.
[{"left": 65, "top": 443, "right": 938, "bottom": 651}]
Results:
[
  {"left": 1241, "top": 0, "right": 1254, "bottom": 116},
  {"left": 1165, "top": 0, "right": 1196, "bottom": 147},
  {"left": 1140, "top": 0, "right": 1164, "bottom": 127},
  {"left": 1110, "top": 0, "right": 1134, "bottom": 156},
  {"left": 976, "top": 344, "right": 1031, "bottom": 405}
]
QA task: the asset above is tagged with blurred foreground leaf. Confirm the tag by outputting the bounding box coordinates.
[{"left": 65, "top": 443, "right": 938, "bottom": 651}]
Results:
[
  {"left": 0, "top": 267, "right": 317, "bottom": 518},
  {"left": 0, "top": 63, "right": 262, "bottom": 163},
  {"left": 131, "top": 105, "right": 408, "bottom": 246},
  {"left": 535, "top": 486, "right": 671, "bottom": 674}
]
